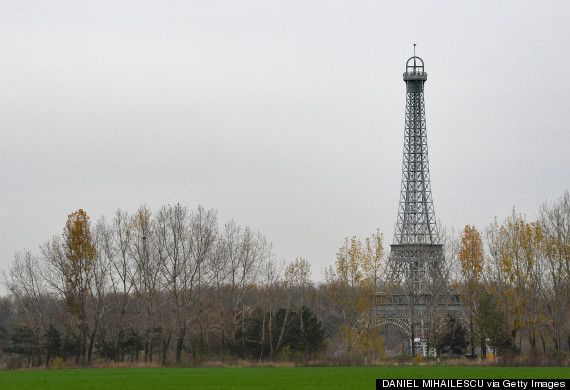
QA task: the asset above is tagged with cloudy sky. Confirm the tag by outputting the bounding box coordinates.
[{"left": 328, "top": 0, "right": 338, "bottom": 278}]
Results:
[{"left": 1, "top": 1, "right": 569, "bottom": 286}]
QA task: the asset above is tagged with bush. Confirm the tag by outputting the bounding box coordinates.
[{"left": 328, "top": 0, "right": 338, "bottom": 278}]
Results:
[
  {"left": 411, "top": 355, "right": 423, "bottom": 365},
  {"left": 51, "top": 357, "right": 67, "bottom": 369},
  {"left": 280, "top": 345, "right": 292, "bottom": 362}
]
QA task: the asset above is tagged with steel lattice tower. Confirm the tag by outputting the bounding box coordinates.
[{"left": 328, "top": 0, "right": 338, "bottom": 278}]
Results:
[
  {"left": 389, "top": 54, "right": 443, "bottom": 293},
  {"left": 335, "top": 50, "right": 462, "bottom": 359},
  {"left": 375, "top": 52, "right": 462, "bottom": 357}
]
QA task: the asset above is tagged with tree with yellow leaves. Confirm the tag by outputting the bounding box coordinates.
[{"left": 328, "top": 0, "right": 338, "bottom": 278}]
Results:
[
  {"left": 498, "top": 210, "right": 544, "bottom": 353},
  {"left": 43, "top": 209, "right": 98, "bottom": 365},
  {"left": 458, "top": 225, "right": 484, "bottom": 356},
  {"left": 325, "top": 230, "right": 386, "bottom": 361}
]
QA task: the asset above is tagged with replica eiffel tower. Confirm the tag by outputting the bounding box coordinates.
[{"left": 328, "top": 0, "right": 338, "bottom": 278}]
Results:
[{"left": 375, "top": 48, "right": 462, "bottom": 357}]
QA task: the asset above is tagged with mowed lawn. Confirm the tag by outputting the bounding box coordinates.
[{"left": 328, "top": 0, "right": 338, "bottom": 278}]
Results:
[{"left": 0, "top": 366, "right": 568, "bottom": 390}]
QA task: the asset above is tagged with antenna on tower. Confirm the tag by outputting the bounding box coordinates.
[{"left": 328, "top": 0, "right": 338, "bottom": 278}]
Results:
[{"left": 413, "top": 44, "right": 417, "bottom": 67}]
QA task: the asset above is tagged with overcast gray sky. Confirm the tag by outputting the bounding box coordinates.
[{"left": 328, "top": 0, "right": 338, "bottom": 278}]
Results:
[{"left": 1, "top": 1, "right": 569, "bottom": 287}]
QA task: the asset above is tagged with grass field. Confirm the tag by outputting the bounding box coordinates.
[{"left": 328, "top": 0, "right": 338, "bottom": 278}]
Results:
[{"left": 0, "top": 366, "right": 568, "bottom": 390}]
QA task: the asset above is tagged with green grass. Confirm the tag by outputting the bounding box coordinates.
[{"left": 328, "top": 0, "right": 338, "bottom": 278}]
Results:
[{"left": 0, "top": 366, "right": 568, "bottom": 390}]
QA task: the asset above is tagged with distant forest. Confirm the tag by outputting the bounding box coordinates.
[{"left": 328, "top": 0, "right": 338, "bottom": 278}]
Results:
[{"left": 0, "top": 190, "right": 568, "bottom": 368}]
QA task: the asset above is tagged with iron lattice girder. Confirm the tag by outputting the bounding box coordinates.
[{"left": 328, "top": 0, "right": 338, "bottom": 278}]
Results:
[
  {"left": 376, "top": 293, "right": 463, "bottom": 317},
  {"left": 389, "top": 244, "right": 444, "bottom": 294},
  {"left": 389, "top": 244, "right": 443, "bottom": 262}
]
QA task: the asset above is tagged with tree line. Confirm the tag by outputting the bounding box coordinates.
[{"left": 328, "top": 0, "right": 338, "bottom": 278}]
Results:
[
  {"left": 1, "top": 205, "right": 326, "bottom": 367},
  {"left": 1, "top": 190, "right": 568, "bottom": 367},
  {"left": 457, "top": 190, "right": 570, "bottom": 359},
  {"left": 320, "top": 191, "right": 569, "bottom": 361},
  {"left": 389, "top": 191, "right": 569, "bottom": 360}
]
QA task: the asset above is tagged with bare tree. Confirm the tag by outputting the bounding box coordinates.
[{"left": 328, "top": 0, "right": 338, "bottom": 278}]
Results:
[
  {"left": 187, "top": 206, "right": 218, "bottom": 362},
  {"left": 156, "top": 204, "right": 191, "bottom": 364},
  {"left": 538, "top": 191, "right": 570, "bottom": 352},
  {"left": 2, "top": 251, "right": 50, "bottom": 334},
  {"left": 258, "top": 257, "right": 284, "bottom": 361},
  {"left": 87, "top": 217, "right": 112, "bottom": 363},
  {"left": 129, "top": 205, "right": 163, "bottom": 362}
]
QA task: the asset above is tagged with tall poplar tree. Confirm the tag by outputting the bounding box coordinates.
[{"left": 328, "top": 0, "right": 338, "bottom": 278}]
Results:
[
  {"left": 44, "top": 209, "right": 97, "bottom": 365},
  {"left": 459, "top": 225, "right": 483, "bottom": 356}
]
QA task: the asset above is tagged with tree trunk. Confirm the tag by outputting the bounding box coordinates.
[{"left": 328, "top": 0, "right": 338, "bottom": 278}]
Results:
[
  {"left": 144, "top": 337, "right": 149, "bottom": 363},
  {"left": 87, "top": 326, "right": 97, "bottom": 364},
  {"left": 470, "top": 316, "right": 475, "bottom": 356},
  {"left": 176, "top": 325, "right": 186, "bottom": 364},
  {"left": 81, "top": 322, "right": 88, "bottom": 366},
  {"left": 259, "top": 311, "right": 266, "bottom": 363},
  {"left": 162, "top": 332, "right": 172, "bottom": 365},
  {"left": 273, "top": 308, "right": 290, "bottom": 361},
  {"left": 269, "top": 310, "right": 274, "bottom": 359}
]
